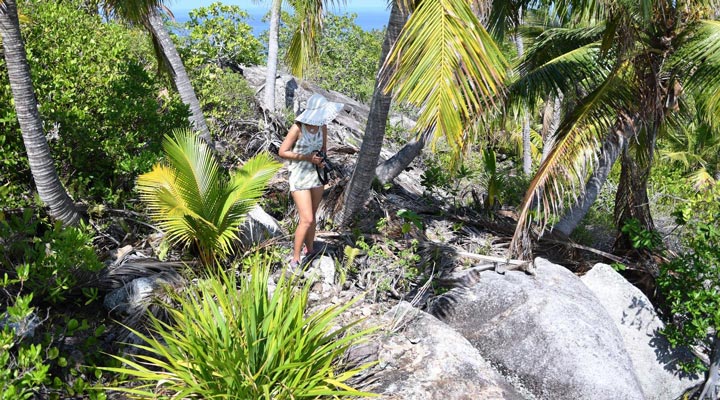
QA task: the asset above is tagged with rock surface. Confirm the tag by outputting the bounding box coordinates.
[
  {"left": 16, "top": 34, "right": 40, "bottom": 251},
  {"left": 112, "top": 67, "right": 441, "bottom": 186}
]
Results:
[
  {"left": 239, "top": 205, "right": 284, "bottom": 247},
  {"left": 359, "top": 301, "right": 524, "bottom": 400},
  {"left": 581, "top": 263, "right": 702, "bottom": 400},
  {"left": 439, "top": 258, "right": 645, "bottom": 400}
]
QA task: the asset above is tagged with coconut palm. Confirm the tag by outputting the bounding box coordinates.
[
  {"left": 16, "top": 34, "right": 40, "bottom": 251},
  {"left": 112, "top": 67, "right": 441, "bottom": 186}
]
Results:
[
  {"left": 507, "top": 1, "right": 720, "bottom": 259},
  {"left": 137, "top": 129, "right": 281, "bottom": 266},
  {"left": 0, "top": 0, "right": 81, "bottom": 225},
  {"left": 264, "top": 0, "right": 282, "bottom": 112},
  {"left": 144, "top": 9, "right": 213, "bottom": 146},
  {"left": 262, "top": 0, "right": 345, "bottom": 112},
  {"left": 100, "top": 1, "right": 213, "bottom": 145},
  {"left": 336, "top": 0, "right": 507, "bottom": 226}
]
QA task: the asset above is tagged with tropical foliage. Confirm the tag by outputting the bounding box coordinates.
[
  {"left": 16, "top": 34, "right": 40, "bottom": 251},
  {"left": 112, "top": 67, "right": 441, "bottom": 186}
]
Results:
[
  {"left": 104, "top": 256, "right": 376, "bottom": 399},
  {"left": 658, "top": 220, "right": 720, "bottom": 374},
  {"left": 508, "top": 0, "right": 720, "bottom": 258},
  {"left": 0, "top": 0, "right": 188, "bottom": 207},
  {"left": 136, "top": 129, "right": 281, "bottom": 265},
  {"left": 276, "top": 12, "right": 383, "bottom": 102},
  {"left": 174, "top": 2, "right": 263, "bottom": 70}
]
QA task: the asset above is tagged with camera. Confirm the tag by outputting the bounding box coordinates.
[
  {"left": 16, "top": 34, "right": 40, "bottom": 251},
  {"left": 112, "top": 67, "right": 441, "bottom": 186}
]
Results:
[{"left": 313, "top": 150, "right": 341, "bottom": 184}]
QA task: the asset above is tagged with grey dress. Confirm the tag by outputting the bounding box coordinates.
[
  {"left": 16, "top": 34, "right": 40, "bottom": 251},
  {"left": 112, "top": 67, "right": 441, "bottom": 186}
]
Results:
[{"left": 288, "top": 124, "right": 324, "bottom": 192}]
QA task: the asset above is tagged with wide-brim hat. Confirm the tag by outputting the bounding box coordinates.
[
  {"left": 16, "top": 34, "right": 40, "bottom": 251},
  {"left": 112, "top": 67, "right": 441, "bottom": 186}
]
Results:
[{"left": 295, "top": 94, "right": 345, "bottom": 126}]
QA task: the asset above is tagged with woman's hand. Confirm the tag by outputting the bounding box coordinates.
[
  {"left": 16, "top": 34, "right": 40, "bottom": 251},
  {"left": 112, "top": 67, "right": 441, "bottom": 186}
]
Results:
[{"left": 308, "top": 152, "right": 324, "bottom": 166}]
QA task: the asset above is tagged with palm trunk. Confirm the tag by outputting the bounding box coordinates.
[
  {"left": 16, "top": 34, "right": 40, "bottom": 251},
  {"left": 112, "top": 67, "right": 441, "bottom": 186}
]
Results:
[
  {"left": 613, "top": 142, "right": 655, "bottom": 250},
  {"left": 515, "top": 32, "right": 531, "bottom": 176},
  {"left": 0, "top": 0, "right": 80, "bottom": 226},
  {"left": 699, "top": 333, "right": 720, "bottom": 399},
  {"left": 146, "top": 11, "right": 213, "bottom": 147},
  {"left": 335, "top": 1, "right": 407, "bottom": 226},
  {"left": 553, "top": 130, "right": 624, "bottom": 237},
  {"left": 263, "top": 0, "right": 281, "bottom": 112},
  {"left": 375, "top": 131, "right": 428, "bottom": 185},
  {"left": 541, "top": 92, "right": 562, "bottom": 163}
]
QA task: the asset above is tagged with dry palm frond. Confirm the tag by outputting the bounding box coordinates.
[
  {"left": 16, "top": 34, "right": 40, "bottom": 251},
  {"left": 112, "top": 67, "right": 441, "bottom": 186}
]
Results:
[{"left": 510, "top": 63, "right": 634, "bottom": 259}]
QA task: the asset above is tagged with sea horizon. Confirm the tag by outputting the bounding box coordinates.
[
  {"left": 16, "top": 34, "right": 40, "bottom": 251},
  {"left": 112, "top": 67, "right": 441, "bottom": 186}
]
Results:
[{"left": 171, "top": 8, "right": 389, "bottom": 36}]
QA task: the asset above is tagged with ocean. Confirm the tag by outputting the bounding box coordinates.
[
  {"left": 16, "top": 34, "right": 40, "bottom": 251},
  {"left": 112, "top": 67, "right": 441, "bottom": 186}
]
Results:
[{"left": 172, "top": 9, "right": 389, "bottom": 36}]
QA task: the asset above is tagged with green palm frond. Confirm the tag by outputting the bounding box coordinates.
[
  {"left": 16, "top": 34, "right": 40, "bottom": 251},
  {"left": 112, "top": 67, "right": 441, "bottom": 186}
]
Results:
[
  {"left": 673, "top": 20, "right": 720, "bottom": 130},
  {"left": 510, "top": 62, "right": 634, "bottom": 259},
  {"left": 520, "top": 24, "right": 606, "bottom": 72},
  {"left": 137, "top": 129, "right": 281, "bottom": 265},
  {"left": 100, "top": 0, "right": 165, "bottom": 24},
  {"left": 550, "top": 0, "right": 609, "bottom": 24},
  {"left": 383, "top": 0, "right": 507, "bottom": 160},
  {"left": 510, "top": 42, "right": 608, "bottom": 109},
  {"left": 285, "top": 0, "right": 346, "bottom": 77}
]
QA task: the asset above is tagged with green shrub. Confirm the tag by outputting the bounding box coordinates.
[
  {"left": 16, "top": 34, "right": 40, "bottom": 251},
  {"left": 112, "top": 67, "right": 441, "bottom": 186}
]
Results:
[
  {"left": 0, "top": 210, "right": 103, "bottom": 304},
  {"left": 658, "top": 221, "right": 720, "bottom": 373},
  {"left": 136, "top": 129, "right": 281, "bottom": 265},
  {"left": 0, "top": 0, "right": 189, "bottom": 207},
  {"left": 276, "top": 12, "right": 383, "bottom": 103},
  {"left": 104, "top": 257, "right": 376, "bottom": 399},
  {"left": 175, "top": 2, "right": 263, "bottom": 70}
]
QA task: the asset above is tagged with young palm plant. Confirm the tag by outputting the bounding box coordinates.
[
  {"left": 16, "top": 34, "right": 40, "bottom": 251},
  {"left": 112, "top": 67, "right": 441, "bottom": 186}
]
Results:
[
  {"left": 103, "top": 255, "right": 377, "bottom": 399},
  {"left": 137, "top": 129, "right": 281, "bottom": 265}
]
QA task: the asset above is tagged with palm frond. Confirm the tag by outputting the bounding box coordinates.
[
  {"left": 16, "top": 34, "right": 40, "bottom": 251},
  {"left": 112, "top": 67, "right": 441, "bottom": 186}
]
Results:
[
  {"left": 510, "top": 42, "right": 608, "bottom": 110},
  {"left": 520, "top": 24, "right": 606, "bottom": 72},
  {"left": 161, "top": 130, "right": 222, "bottom": 219},
  {"left": 284, "top": 0, "right": 346, "bottom": 77},
  {"left": 509, "top": 62, "right": 634, "bottom": 259},
  {"left": 219, "top": 153, "right": 282, "bottom": 231},
  {"left": 382, "top": 0, "right": 507, "bottom": 160},
  {"left": 101, "top": 0, "right": 165, "bottom": 24},
  {"left": 137, "top": 130, "right": 280, "bottom": 265},
  {"left": 673, "top": 20, "right": 720, "bottom": 130}
]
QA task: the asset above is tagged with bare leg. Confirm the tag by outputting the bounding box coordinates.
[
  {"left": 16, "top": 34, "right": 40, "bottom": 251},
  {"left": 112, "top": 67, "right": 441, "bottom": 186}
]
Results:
[
  {"left": 304, "top": 186, "right": 324, "bottom": 254},
  {"left": 291, "top": 189, "right": 315, "bottom": 262}
]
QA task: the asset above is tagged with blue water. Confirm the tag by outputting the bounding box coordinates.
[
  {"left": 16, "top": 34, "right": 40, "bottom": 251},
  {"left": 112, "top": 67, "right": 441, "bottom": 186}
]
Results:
[{"left": 172, "top": 9, "right": 388, "bottom": 36}]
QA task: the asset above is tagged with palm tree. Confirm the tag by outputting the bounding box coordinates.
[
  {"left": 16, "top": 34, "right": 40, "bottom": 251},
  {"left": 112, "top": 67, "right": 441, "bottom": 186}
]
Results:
[
  {"left": 263, "top": 0, "right": 344, "bottom": 111},
  {"left": 137, "top": 129, "right": 281, "bottom": 266},
  {"left": 336, "top": 0, "right": 507, "bottom": 226},
  {"left": 99, "top": 1, "right": 212, "bottom": 145},
  {"left": 0, "top": 0, "right": 81, "bottom": 225},
  {"left": 508, "top": 1, "right": 720, "bottom": 259},
  {"left": 145, "top": 9, "right": 213, "bottom": 146},
  {"left": 263, "top": 0, "right": 282, "bottom": 112}
]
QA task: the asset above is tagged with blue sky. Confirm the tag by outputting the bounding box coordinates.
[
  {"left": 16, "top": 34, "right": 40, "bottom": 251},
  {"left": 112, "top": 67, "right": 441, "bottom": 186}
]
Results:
[{"left": 168, "top": 0, "right": 390, "bottom": 13}]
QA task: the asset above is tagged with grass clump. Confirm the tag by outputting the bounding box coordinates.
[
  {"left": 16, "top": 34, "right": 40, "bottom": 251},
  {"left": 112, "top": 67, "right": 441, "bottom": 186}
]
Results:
[{"left": 104, "top": 255, "right": 376, "bottom": 399}]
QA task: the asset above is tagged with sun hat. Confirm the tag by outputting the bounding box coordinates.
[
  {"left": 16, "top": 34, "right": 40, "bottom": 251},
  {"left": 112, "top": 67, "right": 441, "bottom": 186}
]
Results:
[{"left": 295, "top": 94, "right": 345, "bottom": 126}]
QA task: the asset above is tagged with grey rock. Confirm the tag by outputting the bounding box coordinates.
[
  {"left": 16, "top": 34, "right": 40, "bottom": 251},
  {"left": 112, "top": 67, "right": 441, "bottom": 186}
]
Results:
[
  {"left": 304, "top": 255, "right": 336, "bottom": 286},
  {"left": 1, "top": 311, "right": 40, "bottom": 339},
  {"left": 239, "top": 205, "right": 284, "bottom": 247},
  {"left": 440, "top": 258, "right": 645, "bottom": 400},
  {"left": 359, "top": 301, "right": 524, "bottom": 400},
  {"left": 581, "top": 263, "right": 703, "bottom": 400},
  {"left": 103, "top": 276, "right": 157, "bottom": 315}
]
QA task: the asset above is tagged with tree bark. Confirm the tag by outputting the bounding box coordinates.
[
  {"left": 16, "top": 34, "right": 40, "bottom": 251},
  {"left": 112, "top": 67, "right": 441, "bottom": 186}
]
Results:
[
  {"left": 263, "top": 0, "right": 281, "bottom": 112},
  {"left": 146, "top": 11, "right": 213, "bottom": 147},
  {"left": 540, "top": 92, "right": 562, "bottom": 163},
  {"left": 335, "top": 1, "right": 407, "bottom": 226},
  {"left": 515, "top": 32, "right": 532, "bottom": 176},
  {"left": 553, "top": 129, "right": 624, "bottom": 237},
  {"left": 613, "top": 142, "right": 655, "bottom": 250},
  {"left": 375, "top": 131, "right": 428, "bottom": 185},
  {"left": 0, "top": 0, "right": 80, "bottom": 226},
  {"left": 699, "top": 333, "right": 720, "bottom": 400}
]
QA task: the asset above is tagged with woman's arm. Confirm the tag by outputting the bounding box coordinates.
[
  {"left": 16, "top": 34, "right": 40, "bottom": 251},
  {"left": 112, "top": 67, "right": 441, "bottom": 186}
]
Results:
[{"left": 278, "top": 123, "right": 308, "bottom": 161}]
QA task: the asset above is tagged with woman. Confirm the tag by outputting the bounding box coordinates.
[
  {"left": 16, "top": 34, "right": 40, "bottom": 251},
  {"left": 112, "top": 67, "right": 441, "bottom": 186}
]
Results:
[{"left": 278, "top": 93, "right": 344, "bottom": 268}]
